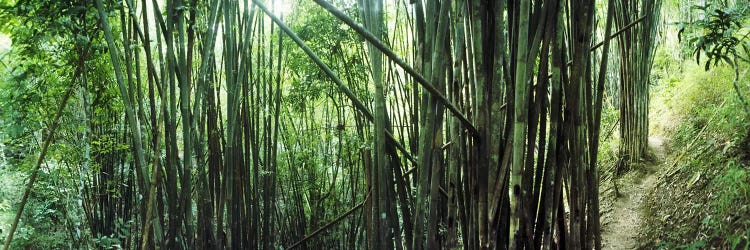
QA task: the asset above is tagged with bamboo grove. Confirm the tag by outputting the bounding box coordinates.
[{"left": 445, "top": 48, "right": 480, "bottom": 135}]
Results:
[
  {"left": 0, "top": 0, "right": 662, "bottom": 249},
  {"left": 615, "top": 0, "right": 660, "bottom": 173}
]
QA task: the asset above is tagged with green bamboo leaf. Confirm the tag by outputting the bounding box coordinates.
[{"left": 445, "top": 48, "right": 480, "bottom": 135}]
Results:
[
  {"left": 696, "top": 48, "right": 701, "bottom": 64},
  {"left": 692, "top": 4, "right": 710, "bottom": 11},
  {"left": 705, "top": 59, "right": 711, "bottom": 71},
  {"left": 721, "top": 55, "right": 733, "bottom": 66}
]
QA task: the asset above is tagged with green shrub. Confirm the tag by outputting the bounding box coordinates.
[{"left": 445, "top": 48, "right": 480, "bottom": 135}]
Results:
[{"left": 643, "top": 59, "right": 750, "bottom": 248}]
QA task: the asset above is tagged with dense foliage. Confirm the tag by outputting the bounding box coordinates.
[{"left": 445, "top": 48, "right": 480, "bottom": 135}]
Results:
[
  {"left": 643, "top": 62, "right": 750, "bottom": 249},
  {"left": 0, "top": 0, "right": 747, "bottom": 249},
  {"left": 639, "top": 1, "right": 750, "bottom": 247}
]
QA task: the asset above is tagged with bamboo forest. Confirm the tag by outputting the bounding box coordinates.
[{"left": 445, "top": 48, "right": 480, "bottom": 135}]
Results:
[{"left": 0, "top": 0, "right": 749, "bottom": 249}]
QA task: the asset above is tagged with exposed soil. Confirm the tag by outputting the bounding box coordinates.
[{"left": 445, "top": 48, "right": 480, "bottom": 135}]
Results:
[{"left": 601, "top": 136, "right": 665, "bottom": 249}]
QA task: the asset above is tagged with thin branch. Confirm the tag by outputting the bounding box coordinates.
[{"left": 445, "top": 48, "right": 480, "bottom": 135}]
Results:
[
  {"left": 591, "top": 15, "right": 647, "bottom": 51},
  {"left": 250, "top": 0, "right": 417, "bottom": 165},
  {"left": 3, "top": 81, "right": 77, "bottom": 250},
  {"left": 550, "top": 15, "right": 647, "bottom": 78},
  {"left": 312, "top": 0, "right": 479, "bottom": 138},
  {"left": 287, "top": 198, "right": 367, "bottom": 249}
]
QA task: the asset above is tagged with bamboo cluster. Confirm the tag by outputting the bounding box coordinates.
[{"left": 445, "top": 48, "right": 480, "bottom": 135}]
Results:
[{"left": 2, "top": 0, "right": 658, "bottom": 249}]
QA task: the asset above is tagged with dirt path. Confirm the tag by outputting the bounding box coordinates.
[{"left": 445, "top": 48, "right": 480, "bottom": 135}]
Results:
[{"left": 601, "top": 136, "right": 665, "bottom": 249}]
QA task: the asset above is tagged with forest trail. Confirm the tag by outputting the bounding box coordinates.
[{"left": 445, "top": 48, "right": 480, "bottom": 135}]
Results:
[{"left": 601, "top": 136, "right": 665, "bottom": 249}]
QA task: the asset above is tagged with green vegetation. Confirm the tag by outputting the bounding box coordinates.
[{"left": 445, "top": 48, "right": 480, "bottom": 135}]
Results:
[
  {"left": 642, "top": 61, "right": 750, "bottom": 249},
  {"left": 635, "top": 1, "right": 750, "bottom": 247},
  {"left": 0, "top": 0, "right": 747, "bottom": 249}
]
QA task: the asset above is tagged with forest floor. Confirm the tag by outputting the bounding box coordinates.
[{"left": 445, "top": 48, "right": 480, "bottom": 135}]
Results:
[{"left": 601, "top": 136, "right": 666, "bottom": 249}]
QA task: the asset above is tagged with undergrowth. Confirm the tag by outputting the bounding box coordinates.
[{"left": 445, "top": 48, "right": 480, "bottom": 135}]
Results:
[{"left": 641, "top": 61, "right": 750, "bottom": 249}]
